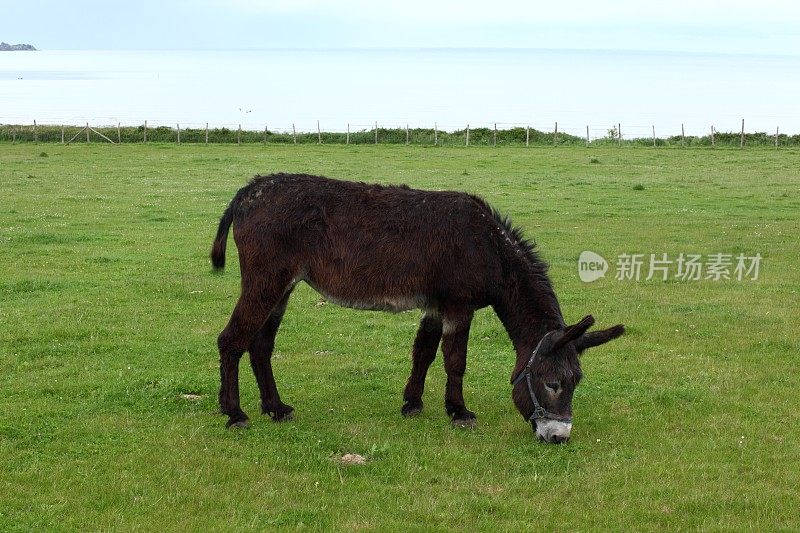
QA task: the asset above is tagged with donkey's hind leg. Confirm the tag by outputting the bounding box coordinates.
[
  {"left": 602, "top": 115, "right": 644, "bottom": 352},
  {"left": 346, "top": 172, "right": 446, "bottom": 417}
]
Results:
[
  {"left": 249, "top": 288, "right": 295, "bottom": 422},
  {"left": 401, "top": 314, "right": 443, "bottom": 417},
  {"left": 217, "top": 275, "right": 292, "bottom": 428}
]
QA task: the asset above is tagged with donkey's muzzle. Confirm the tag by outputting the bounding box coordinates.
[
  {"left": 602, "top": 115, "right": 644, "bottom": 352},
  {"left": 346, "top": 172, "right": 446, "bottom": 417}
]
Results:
[{"left": 534, "top": 419, "right": 573, "bottom": 444}]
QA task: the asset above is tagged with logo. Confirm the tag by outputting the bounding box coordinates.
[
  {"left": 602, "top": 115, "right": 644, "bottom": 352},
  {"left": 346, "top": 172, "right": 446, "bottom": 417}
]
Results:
[
  {"left": 578, "top": 251, "right": 609, "bottom": 283},
  {"left": 577, "top": 251, "right": 761, "bottom": 282}
]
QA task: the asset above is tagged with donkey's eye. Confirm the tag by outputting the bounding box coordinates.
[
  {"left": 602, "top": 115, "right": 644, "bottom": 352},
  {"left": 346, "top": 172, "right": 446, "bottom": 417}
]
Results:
[{"left": 545, "top": 381, "right": 561, "bottom": 392}]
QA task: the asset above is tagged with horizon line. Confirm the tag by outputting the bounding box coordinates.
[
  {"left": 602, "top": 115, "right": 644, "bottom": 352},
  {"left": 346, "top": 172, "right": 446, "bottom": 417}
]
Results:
[{"left": 18, "top": 46, "right": 800, "bottom": 59}]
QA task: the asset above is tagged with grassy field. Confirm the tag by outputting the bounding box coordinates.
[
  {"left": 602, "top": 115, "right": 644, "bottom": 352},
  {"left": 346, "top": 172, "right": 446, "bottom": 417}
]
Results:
[{"left": 1, "top": 143, "right": 798, "bottom": 531}]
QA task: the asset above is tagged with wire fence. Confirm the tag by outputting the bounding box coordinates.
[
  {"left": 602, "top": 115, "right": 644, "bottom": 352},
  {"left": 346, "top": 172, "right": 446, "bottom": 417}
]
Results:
[{"left": 1, "top": 119, "right": 798, "bottom": 148}]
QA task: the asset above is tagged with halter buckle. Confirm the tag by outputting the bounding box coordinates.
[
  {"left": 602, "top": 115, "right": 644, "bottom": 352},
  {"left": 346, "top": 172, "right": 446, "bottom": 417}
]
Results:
[{"left": 530, "top": 406, "right": 547, "bottom": 420}]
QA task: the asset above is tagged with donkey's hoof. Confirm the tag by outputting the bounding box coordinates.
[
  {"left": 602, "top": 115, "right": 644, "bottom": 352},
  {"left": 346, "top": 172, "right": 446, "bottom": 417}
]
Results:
[
  {"left": 451, "top": 417, "right": 477, "bottom": 429},
  {"left": 271, "top": 405, "right": 295, "bottom": 422},
  {"left": 226, "top": 418, "right": 249, "bottom": 429},
  {"left": 447, "top": 406, "right": 476, "bottom": 428},
  {"left": 401, "top": 400, "right": 423, "bottom": 417}
]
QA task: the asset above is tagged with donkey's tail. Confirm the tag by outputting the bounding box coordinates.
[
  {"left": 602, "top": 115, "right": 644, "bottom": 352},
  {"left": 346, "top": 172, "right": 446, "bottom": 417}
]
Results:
[{"left": 210, "top": 201, "right": 236, "bottom": 272}]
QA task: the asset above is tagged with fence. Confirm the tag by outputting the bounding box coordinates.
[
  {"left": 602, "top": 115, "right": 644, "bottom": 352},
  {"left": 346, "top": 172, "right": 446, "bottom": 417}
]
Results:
[{"left": 1, "top": 120, "right": 798, "bottom": 148}]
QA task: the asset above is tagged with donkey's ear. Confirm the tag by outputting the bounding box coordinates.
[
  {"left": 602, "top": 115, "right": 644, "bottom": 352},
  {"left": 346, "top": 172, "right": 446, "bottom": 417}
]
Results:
[
  {"left": 553, "top": 315, "right": 595, "bottom": 350},
  {"left": 574, "top": 324, "right": 625, "bottom": 353},
  {"left": 532, "top": 329, "right": 560, "bottom": 357}
]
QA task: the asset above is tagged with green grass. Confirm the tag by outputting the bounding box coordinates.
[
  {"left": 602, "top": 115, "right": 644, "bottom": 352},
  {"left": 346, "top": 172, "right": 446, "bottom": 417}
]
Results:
[{"left": 1, "top": 144, "right": 798, "bottom": 531}]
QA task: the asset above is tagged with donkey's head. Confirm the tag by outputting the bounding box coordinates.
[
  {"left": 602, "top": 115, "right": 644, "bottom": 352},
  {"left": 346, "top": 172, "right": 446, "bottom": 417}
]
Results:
[{"left": 511, "top": 315, "right": 624, "bottom": 443}]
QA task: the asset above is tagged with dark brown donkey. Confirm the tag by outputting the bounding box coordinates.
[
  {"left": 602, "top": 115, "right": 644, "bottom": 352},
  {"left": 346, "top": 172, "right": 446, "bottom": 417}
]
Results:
[{"left": 211, "top": 173, "right": 624, "bottom": 442}]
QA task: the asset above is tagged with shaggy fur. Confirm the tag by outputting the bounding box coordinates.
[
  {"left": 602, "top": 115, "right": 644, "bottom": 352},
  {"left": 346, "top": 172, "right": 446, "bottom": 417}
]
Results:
[{"left": 211, "top": 173, "right": 624, "bottom": 436}]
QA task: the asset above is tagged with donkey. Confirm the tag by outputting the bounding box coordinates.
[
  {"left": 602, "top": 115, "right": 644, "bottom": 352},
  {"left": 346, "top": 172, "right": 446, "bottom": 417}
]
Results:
[{"left": 210, "top": 173, "right": 624, "bottom": 442}]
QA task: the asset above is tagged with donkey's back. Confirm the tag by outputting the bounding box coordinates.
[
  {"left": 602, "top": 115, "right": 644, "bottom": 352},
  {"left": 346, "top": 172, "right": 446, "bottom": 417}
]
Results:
[{"left": 212, "top": 173, "right": 503, "bottom": 313}]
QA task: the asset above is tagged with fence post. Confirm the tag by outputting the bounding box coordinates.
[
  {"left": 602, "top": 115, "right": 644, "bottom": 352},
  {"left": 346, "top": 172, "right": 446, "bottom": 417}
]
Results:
[
  {"left": 264, "top": 126, "right": 267, "bottom": 144},
  {"left": 144, "top": 120, "right": 147, "bottom": 143},
  {"left": 652, "top": 125, "right": 656, "bottom": 147},
  {"left": 618, "top": 123, "right": 622, "bottom": 147},
  {"left": 586, "top": 125, "right": 589, "bottom": 146},
  {"left": 434, "top": 123, "right": 438, "bottom": 146},
  {"left": 681, "top": 123, "right": 685, "bottom": 146},
  {"left": 206, "top": 123, "right": 209, "bottom": 144},
  {"left": 554, "top": 122, "right": 558, "bottom": 146},
  {"left": 33, "top": 120, "right": 37, "bottom": 143},
  {"left": 526, "top": 125, "right": 530, "bottom": 147},
  {"left": 711, "top": 125, "right": 715, "bottom": 147},
  {"left": 117, "top": 122, "right": 121, "bottom": 144},
  {"left": 86, "top": 122, "right": 90, "bottom": 143},
  {"left": 61, "top": 125, "right": 65, "bottom": 144},
  {"left": 740, "top": 119, "right": 745, "bottom": 148},
  {"left": 292, "top": 124, "right": 297, "bottom": 144},
  {"left": 374, "top": 121, "right": 378, "bottom": 145},
  {"left": 177, "top": 124, "right": 181, "bottom": 144},
  {"left": 346, "top": 123, "right": 350, "bottom": 145},
  {"left": 406, "top": 124, "right": 409, "bottom": 145},
  {"left": 317, "top": 120, "right": 322, "bottom": 144},
  {"left": 775, "top": 126, "right": 779, "bottom": 148},
  {"left": 237, "top": 124, "right": 241, "bottom": 146}
]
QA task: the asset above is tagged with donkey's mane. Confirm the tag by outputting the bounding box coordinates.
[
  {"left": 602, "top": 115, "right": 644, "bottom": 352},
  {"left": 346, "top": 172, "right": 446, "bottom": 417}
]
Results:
[
  {"left": 469, "top": 195, "right": 550, "bottom": 277},
  {"left": 468, "top": 194, "right": 564, "bottom": 328},
  {"left": 490, "top": 206, "right": 543, "bottom": 266}
]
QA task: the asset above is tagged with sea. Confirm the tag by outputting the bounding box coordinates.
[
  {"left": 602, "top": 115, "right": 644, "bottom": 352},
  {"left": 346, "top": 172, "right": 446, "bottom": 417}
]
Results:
[{"left": 1, "top": 48, "right": 799, "bottom": 138}]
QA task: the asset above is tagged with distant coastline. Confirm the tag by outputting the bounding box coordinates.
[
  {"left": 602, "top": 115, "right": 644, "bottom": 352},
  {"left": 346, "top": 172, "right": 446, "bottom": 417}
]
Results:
[{"left": 0, "top": 42, "right": 37, "bottom": 51}]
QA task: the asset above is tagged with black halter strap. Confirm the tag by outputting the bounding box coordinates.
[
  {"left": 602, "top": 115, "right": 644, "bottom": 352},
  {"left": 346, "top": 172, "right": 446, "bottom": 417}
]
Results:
[{"left": 511, "top": 334, "right": 573, "bottom": 424}]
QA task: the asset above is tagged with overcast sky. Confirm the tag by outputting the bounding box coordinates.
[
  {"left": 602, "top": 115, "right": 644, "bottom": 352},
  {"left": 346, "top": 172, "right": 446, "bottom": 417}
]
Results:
[{"left": 2, "top": 0, "right": 799, "bottom": 54}]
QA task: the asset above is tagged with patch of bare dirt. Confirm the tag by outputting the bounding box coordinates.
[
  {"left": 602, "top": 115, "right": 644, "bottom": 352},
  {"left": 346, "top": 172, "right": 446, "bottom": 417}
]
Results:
[{"left": 335, "top": 453, "right": 368, "bottom": 466}]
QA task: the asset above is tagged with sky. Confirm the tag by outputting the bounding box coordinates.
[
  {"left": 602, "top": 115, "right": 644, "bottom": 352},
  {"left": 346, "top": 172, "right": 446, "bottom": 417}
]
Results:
[{"left": 2, "top": 0, "right": 799, "bottom": 54}]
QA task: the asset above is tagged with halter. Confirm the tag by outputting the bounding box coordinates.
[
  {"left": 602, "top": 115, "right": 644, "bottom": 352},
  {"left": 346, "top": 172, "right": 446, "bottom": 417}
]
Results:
[{"left": 511, "top": 333, "right": 573, "bottom": 425}]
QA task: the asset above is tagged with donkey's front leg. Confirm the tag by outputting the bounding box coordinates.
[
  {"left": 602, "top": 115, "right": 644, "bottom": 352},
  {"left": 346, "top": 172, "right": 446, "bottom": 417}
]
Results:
[
  {"left": 441, "top": 310, "right": 475, "bottom": 428},
  {"left": 402, "top": 314, "right": 443, "bottom": 417}
]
